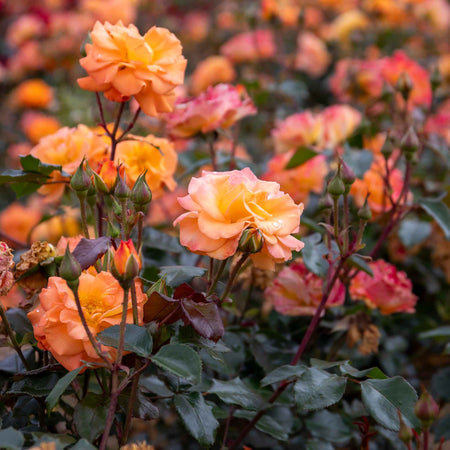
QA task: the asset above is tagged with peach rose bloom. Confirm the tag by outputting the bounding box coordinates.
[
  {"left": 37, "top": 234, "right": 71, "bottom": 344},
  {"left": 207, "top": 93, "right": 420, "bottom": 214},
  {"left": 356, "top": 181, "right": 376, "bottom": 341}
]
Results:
[
  {"left": 27, "top": 272, "right": 147, "bottom": 371},
  {"left": 414, "top": 0, "right": 450, "bottom": 31},
  {"left": 10, "top": 79, "right": 54, "bottom": 109},
  {"left": 0, "top": 202, "right": 42, "bottom": 245},
  {"left": 261, "top": 0, "right": 302, "bottom": 27},
  {"left": 5, "top": 14, "right": 46, "bottom": 49},
  {"left": 21, "top": 112, "right": 61, "bottom": 144},
  {"left": 174, "top": 168, "right": 304, "bottom": 270},
  {"left": 31, "top": 124, "right": 110, "bottom": 201},
  {"left": 262, "top": 152, "right": 328, "bottom": 206},
  {"left": 56, "top": 235, "right": 84, "bottom": 255},
  {"left": 78, "top": 21, "right": 187, "bottom": 117},
  {"left": 350, "top": 156, "right": 407, "bottom": 217},
  {"left": 272, "top": 111, "right": 322, "bottom": 154},
  {"left": 220, "top": 29, "right": 276, "bottom": 63},
  {"left": 165, "top": 84, "right": 256, "bottom": 139},
  {"left": 80, "top": 0, "right": 139, "bottom": 25},
  {"left": 182, "top": 11, "right": 210, "bottom": 43},
  {"left": 295, "top": 32, "right": 330, "bottom": 78},
  {"left": 349, "top": 260, "right": 418, "bottom": 314},
  {"left": 116, "top": 135, "right": 177, "bottom": 198},
  {"left": 381, "top": 51, "right": 432, "bottom": 110},
  {"left": 329, "top": 58, "right": 384, "bottom": 104},
  {"left": 326, "top": 10, "right": 370, "bottom": 43},
  {"left": 190, "top": 56, "right": 236, "bottom": 95},
  {"left": 265, "top": 259, "right": 345, "bottom": 316}
]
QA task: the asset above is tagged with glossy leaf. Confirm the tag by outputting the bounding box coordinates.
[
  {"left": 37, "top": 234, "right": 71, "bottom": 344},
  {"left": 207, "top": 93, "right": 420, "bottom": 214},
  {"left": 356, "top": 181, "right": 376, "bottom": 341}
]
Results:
[
  {"left": 208, "top": 378, "right": 266, "bottom": 410},
  {"left": 398, "top": 219, "right": 432, "bottom": 248},
  {"left": 98, "top": 324, "right": 153, "bottom": 357},
  {"left": 418, "top": 198, "right": 450, "bottom": 240},
  {"left": 9, "top": 373, "right": 60, "bottom": 396},
  {"left": 174, "top": 392, "right": 219, "bottom": 447},
  {"left": 301, "top": 233, "right": 329, "bottom": 278},
  {"left": 136, "top": 391, "right": 159, "bottom": 419},
  {"left": 261, "top": 364, "right": 306, "bottom": 386},
  {"left": 20, "top": 154, "right": 62, "bottom": 176},
  {"left": 152, "top": 344, "right": 202, "bottom": 384},
  {"left": 73, "top": 394, "right": 108, "bottom": 442},
  {"left": 46, "top": 366, "right": 84, "bottom": 410},
  {"left": 361, "top": 377, "right": 420, "bottom": 430},
  {"left": 340, "top": 364, "right": 387, "bottom": 379},
  {"left": 159, "top": 265, "right": 206, "bottom": 287},
  {"left": 144, "top": 292, "right": 181, "bottom": 324},
  {"left": 142, "top": 227, "right": 183, "bottom": 253},
  {"left": 181, "top": 299, "right": 224, "bottom": 342},
  {"left": 234, "top": 409, "right": 289, "bottom": 441},
  {"left": 305, "top": 410, "right": 352, "bottom": 446},
  {"left": 285, "top": 147, "right": 318, "bottom": 169},
  {"left": 294, "top": 367, "right": 347, "bottom": 411}
]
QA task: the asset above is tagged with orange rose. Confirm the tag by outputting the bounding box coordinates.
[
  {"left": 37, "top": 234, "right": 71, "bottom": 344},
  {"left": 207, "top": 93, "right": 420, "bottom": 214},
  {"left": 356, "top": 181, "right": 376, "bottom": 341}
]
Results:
[
  {"left": 115, "top": 135, "right": 177, "bottom": 199},
  {"left": 112, "top": 239, "right": 141, "bottom": 278},
  {"left": 21, "top": 112, "right": 61, "bottom": 144},
  {"left": 78, "top": 21, "right": 187, "bottom": 116},
  {"left": 80, "top": 0, "right": 139, "bottom": 25},
  {"left": 10, "top": 79, "right": 54, "bottom": 109},
  {"left": 261, "top": 0, "right": 302, "bottom": 27},
  {"left": 174, "top": 168, "right": 304, "bottom": 270},
  {"left": 0, "top": 202, "right": 42, "bottom": 245},
  {"left": 27, "top": 272, "right": 147, "bottom": 371},
  {"left": 190, "top": 56, "right": 236, "bottom": 95},
  {"left": 326, "top": 10, "right": 370, "bottom": 43},
  {"left": 262, "top": 152, "right": 328, "bottom": 207}
]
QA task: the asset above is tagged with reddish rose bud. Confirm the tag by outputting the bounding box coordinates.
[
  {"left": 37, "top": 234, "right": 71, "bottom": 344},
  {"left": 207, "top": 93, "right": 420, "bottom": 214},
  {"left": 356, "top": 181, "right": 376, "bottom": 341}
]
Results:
[
  {"left": 415, "top": 388, "right": 439, "bottom": 428},
  {"left": 112, "top": 239, "right": 141, "bottom": 281}
]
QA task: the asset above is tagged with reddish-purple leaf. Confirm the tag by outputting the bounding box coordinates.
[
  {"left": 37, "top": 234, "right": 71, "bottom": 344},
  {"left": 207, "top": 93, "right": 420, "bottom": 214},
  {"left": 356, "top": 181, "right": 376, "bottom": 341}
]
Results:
[
  {"left": 144, "top": 292, "right": 181, "bottom": 324},
  {"left": 72, "top": 237, "right": 111, "bottom": 270},
  {"left": 181, "top": 299, "right": 224, "bottom": 342},
  {"left": 173, "top": 283, "right": 195, "bottom": 299}
]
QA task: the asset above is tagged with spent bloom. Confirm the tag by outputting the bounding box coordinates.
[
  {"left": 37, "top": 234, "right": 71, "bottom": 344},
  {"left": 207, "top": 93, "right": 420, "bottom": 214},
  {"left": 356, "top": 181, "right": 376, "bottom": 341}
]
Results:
[
  {"left": 264, "top": 259, "right": 345, "bottom": 316},
  {"left": 349, "top": 260, "right": 418, "bottom": 315},
  {"left": 174, "top": 168, "right": 304, "bottom": 270},
  {"left": 27, "top": 272, "right": 146, "bottom": 371},
  {"left": 165, "top": 84, "right": 256, "bottom": 139},
  {"left": 115, "top": 135, "right": 177, "bottom": 198},
  {"left": 0, "top": 242, "right": 15, "bottom": 296},
  {"left": 78, "top": 21, "right": 187, "bottom": 116}
]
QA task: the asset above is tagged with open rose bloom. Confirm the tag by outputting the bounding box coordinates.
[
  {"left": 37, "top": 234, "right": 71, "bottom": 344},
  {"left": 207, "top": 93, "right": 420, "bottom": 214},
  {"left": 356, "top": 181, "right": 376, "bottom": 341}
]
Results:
[
  {"left": 349, "top": 260, "right": 418, "bottom": 315},
  {"left": 265, "top": 260, "right": 345, "bottom": 316},
  {"left": 174, "top": 168, "right": 304, "bottom": 270},
  {"left": 27, "top": 272, "right": 147, "bottom": 371},
  {"left": 78, "top": 21, "right": 187, "bottom": 116}
]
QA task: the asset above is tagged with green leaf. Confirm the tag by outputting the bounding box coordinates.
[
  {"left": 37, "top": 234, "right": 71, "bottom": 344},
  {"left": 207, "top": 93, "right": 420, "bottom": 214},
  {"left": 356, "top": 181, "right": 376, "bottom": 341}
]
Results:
[
  {"left": 71, "top": 439, "right": 97, "bottom": 450},
  {"left": 261, "top": 364, "right": 306, "bottom": 386},
  {"left": 0, "top": 428, "right": 25, "bottom": 450},
  {"left": 152, "top": 344, "right": 202, "bottom": 384},
  {"left": 234, "top": 409, "right": 289, "bottom": 441},
  {"left": 418, "top": 197, "right": 450, "bottom": 240},
  {"left": 73, "top": 394, "right": 108, "bottom": 442},
  {"left": 174, "top": 392, "right": 219, "bottom": 447},
  {"left": 98, "top": 324, "right": 153, "bottom": 357},
  {"left": 431, "top": 367, "right": 450, "bottom": 402},
  {"left": 398, "top": 219, "right": 432, "bottom": 248},
  {"left": 310, "top": 359, "right": 349, "bottom": 369},
  {"left": 208, "top": 378, "right": 266, "bottom": 410},
  {"left": 143, "top": 227, "right": 183, "bottom": 253},
  {"left": 301, "top": 217, "right": 326, "bottom": 235},
  {"left": 294, "top": 367, "right": 347, "bottom": 411},
  {"left": 340, "top": 364, "right": 387, "bottom": 379},
  {"left": 285, "top": 147, "right": 318, "bottom": 169},
  {"left": 136, "top": 391, "right": 159, "bottom": 419},
  {"left": 305, "top": 410, "right": 352, "bottom": 446},
  {"left": 301, "top": 233, "right": 329, "bottom": 277},
  {"left": 139, "top": 375, "right": 174, "bottom": 397},
  {"left": 20, "top": 154, "right": 62, "bottom": 175},
  {"left": 361, "top": 377, "right": 420, "bottom": 431},
  {"left": 419, "top": 326, "right": 450, "bottom": 339},
  {"left": 5, "top": 308, "right": 33, "bottom": 335},
  {"left": 306, "top": 440, "right": 334, "bottom": 450},
  {"left": 348, "top": 254, "right": 373, "bottom": 276},
  {"left": 159, "top": 266, "right": 206, "bottom": 287},
  {"left": 46, "top": 367, "right": 84, "bottom": 411},
  {"left": 9, "top": 373, "right": 60, "bottom": 396}
]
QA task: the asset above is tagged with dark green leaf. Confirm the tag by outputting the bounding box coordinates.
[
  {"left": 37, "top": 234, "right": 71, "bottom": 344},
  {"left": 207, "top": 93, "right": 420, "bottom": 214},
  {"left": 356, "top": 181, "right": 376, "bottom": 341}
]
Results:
[
  {"left": 136, "top": 391, "right": 159, "bottom": 419},
  {"left": 208, "top": 378, "right": 266, "bottom": 410},
  {"left": 361, "top": 377, "right": 420, "bottom": 430},
  {"left": 342, "top": 148, "right": 373, "bottom": 179},
  {"left": 72, "top": 237, "right": 111, "bottom": 270},
  {"left": 261, "top": 364, "right": 306, "bottom": 386},
  {"left": 306, "top": 439, "right": 334, "bottom": 450},
  {"left": 294, "top": 367, "right": 346, "bottom": 411},
  {"left": 348, "top": 254, "right": 373, "bottom": 276},
  {"left": 174, "top": 392, "right": 219, "bottom": 446},
  {"left": 143, "top": 227, "right": 183, "bottom": 253},
  {"left": 20, "top": 154, "right": 62, "bottom": 176},
  {"left": 98, "top": 324, "right": 153, "bottom": 357},
  {"left": 310, "top": 359, "right": 349, "bottom": 369},
  {"left": 10, "top": 373, "right": 59, "bottom": 396},
  {"left": 398, "top": 219, "right": 432, "bottom": 248},
  {"left": 418, "top": 198, "right": 450, "bottom": 240},
  {"left": 301, "top": 217, "right": 326, "bottom": 235},
  {"left": 0, "top": 348, "right": 34, "bottom": 374},
  {"left": 152, "top": 344, "right": 202, "bottom": 384},
  {"left": 419, "top": 326, "right": 450, "bottom": 339},
  {"left": 5, "top": 308, "right": 33, "bottom": 335},
  {"left": 340, "top": 364, "right": 387, "bottom": 379},
  {"left": 159, "top": 266, "right": 206, "bottom": 287},
  {"left": 431, "top": 367, "right": 450, "bottom": 402},
  {"left": 181, "top": 299, "right": 224, "bottom": 342},
  {"left": 286, "top": 147, "right": 318, "bottom": 169},
  {"left": 301, "top": 233, "right": 329, "bottom": 278},
  {"left": 31, "top": 433, "right": 75, "bottom": 448},
  {"left": 434, "top": 415, "right": 450, "bottom": 440},
  {"left": 0, "top": 428, "right": 25, "bottom": 450},
  {"left": 73, "top": 394, "right": 108, "bottom": 442},
  {"left": 11, "top": 181, "right": 42, "bottom": 197},
  {"left": 46, "top": 366, "right": 84, "bottom": 411},
  {"left": 305, "top": 410, "right": 352, "bottom": 445},
  {"left": 139, "top": 375, "right": 174, "bottom": 397},
  {"left": 234, "top": 409, "right": 289, "bottom": 441}
]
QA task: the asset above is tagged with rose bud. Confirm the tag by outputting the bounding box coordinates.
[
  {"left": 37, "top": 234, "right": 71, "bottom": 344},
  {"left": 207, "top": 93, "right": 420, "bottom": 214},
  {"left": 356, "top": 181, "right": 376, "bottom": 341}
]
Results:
[
  {"left": 414, "top": 389, "right": 439, "bottom": 428},
  {"left": 131, "top": 173, "right": 152, "bottom": 212},
  {"left": 111, "top": 240, "right": 141, "bottom": 282},
  {"left": 238, "top": 227, "right": 264, "bottom": 254}
]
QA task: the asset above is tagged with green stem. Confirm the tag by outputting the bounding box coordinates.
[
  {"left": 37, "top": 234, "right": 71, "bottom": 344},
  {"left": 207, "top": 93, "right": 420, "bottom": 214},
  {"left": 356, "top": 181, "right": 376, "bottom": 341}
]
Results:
[
  {"left": 207, "top": 259, "right": 228, "bottom": 297},
  {"left": 130, "top": 282, "right": 139, "bottom": 326},
  {"left": 78, "top": 194, "right": 90, "bottom": 239},
  {"left": 136, "top": 213, "right": 144, "bottom": 254},
  {"left": 122, "top": 359, "right": 140, "bottom": 445},
  {"left": 343, "top": 194, "right": 349, "bottom": 253},
  {"left": 116, "top": 288, "right": 129, "bottom": 365},
  {"left": 0, "top": 303, "right": 30, "bottom": 370},
  {"left": 219, "top": 253, "right": 249, "bottom": 303},
  {"left": 333, "top": 198, "right": 344, "bottom": 255}
]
